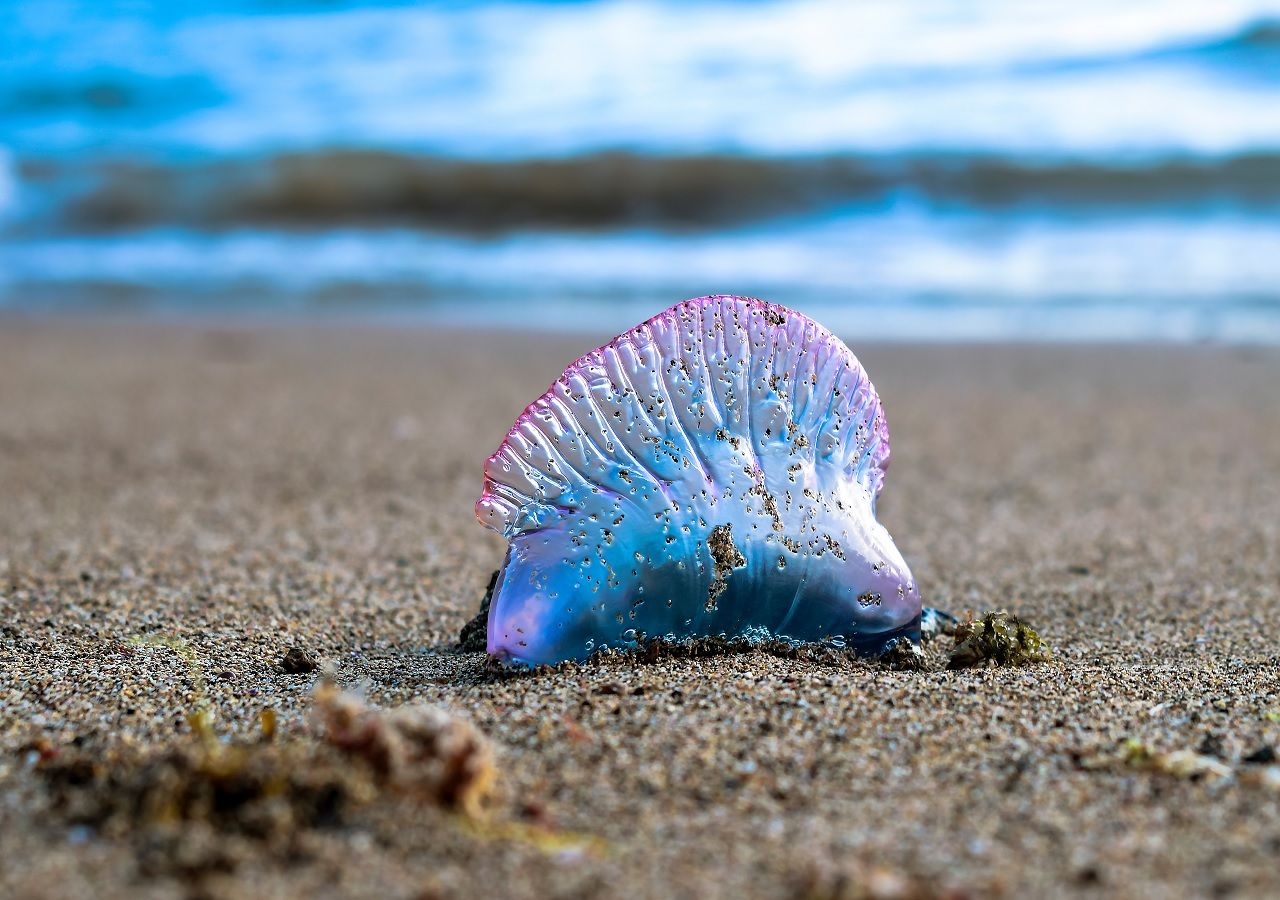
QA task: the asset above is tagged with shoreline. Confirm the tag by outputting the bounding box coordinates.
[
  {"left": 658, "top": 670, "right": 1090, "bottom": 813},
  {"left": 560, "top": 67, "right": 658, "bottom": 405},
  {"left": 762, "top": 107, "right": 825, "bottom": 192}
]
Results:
[{"left": 7, "top": 308, "right": 1280, "bottom": 347}]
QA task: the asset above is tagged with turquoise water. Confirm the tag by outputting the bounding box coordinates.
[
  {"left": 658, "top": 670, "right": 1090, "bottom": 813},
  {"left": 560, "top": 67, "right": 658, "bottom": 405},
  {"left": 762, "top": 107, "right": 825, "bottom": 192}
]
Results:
[{"left": 3, "top": 0, "right": 1280, "bottom": 340}]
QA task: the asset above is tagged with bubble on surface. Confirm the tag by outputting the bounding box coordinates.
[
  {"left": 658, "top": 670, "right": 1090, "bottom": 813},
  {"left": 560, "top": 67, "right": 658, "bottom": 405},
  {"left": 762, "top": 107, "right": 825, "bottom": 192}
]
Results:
[{"left": 476, "top": 295, "right": 920, "bottom": 666}]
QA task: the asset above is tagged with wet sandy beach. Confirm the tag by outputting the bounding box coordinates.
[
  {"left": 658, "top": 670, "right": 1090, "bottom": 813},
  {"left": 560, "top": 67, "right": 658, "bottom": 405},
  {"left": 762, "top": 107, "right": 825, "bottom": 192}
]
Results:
[{"left": 2, "top": 321, "right": 1278, "bottom": 898}]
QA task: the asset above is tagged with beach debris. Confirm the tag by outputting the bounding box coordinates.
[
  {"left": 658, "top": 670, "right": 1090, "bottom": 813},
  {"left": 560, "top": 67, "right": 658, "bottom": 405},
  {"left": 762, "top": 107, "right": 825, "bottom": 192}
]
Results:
[
  {"left": 34, "top": 712, "right": 379, "bottom": 870},
  {"left": 279, "top": 646, "right": 319, "bottom": 674},
  {"left": 32, "top": 690, "right": 500, "bottom": 876},
  {"left": 1084, "top": 738, "right": 1280, "bottom": 791},
  {"left": 475, "top": 295, "right": 920, "bottom": 666},
  {"left": 458, "top": 570, "right": 498, "bottom": 652},
  {"left": 258, "top": 707, "right": 278, "bottom": 742},
  {"left": 946, "top": 610, "right": 1051, "bottom": 669},
  {"left": 1120, "top": 739, "right": 1234, "bottom": 781},
  {"left": 877, "top": 637, "right": 926, "bottom": 672},
  {"left": 314, "top": 684, "right": 495, "bottom": 817}
]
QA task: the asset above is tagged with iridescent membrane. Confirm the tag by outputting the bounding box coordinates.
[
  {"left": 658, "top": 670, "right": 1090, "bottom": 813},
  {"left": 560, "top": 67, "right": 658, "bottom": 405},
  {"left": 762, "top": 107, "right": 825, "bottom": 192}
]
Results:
[{"left": 476, "top": 295, "right": 919, "bottom": 666}]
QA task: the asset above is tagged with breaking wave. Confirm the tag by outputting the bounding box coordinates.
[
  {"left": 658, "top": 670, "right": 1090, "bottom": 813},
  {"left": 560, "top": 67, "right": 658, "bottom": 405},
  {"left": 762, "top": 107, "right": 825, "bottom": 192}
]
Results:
[{"left": 14, "top": 150, "right": 1280, "bottom": 234}]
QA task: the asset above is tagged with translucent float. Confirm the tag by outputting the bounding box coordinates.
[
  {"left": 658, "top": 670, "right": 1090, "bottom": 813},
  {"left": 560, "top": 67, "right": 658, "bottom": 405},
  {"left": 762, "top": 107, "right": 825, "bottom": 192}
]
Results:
[{"left": 476, "top": 295, "right": 919, "bottom": 666}]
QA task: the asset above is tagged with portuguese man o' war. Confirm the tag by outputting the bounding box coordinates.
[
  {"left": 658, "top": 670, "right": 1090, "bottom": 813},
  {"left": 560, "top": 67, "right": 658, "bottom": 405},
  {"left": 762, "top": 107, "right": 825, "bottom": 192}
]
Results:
[{"left": 476, "top": 295, "right": 920, "bottom": 667}]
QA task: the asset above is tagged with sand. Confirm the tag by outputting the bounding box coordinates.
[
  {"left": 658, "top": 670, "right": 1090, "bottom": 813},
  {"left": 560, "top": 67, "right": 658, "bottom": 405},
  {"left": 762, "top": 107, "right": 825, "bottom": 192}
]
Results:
[{"left": 1, "top": 320, "right": 1278, "bottom": 899}]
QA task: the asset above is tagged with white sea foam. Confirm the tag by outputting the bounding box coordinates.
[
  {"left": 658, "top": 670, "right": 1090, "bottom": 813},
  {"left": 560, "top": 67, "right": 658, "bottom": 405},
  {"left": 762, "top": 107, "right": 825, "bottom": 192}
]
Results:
[{"left": 5, "top": 212, "right": 1279, "bottom": 342}]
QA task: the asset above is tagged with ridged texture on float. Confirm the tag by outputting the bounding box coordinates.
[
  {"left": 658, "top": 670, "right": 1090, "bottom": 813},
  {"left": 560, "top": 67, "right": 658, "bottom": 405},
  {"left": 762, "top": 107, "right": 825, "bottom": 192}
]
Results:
[{"left": 476, "top": 295, "right": 917, "bottom": 666}]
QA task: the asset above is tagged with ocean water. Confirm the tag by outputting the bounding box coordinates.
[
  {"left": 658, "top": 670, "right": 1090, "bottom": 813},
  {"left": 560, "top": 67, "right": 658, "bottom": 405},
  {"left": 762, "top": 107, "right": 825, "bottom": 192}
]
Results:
[{"left": 2, "top": 0, "right": 1280, "bottom": 340}]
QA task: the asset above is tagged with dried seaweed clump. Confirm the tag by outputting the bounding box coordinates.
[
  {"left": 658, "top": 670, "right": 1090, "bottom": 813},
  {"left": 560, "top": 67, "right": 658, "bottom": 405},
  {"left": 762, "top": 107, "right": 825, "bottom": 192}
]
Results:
[
  {"left": 315, "top": 684, "right": 495, "bottom": 817},
  {"left": 947, "top": 610, "right": 1051, "bottom": 670},
  {"left": 34, "top": 693, "right": 497, "bottom": 878},
  {"left": 35, "top": 710, "right": 377, "bottom": 875}
]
